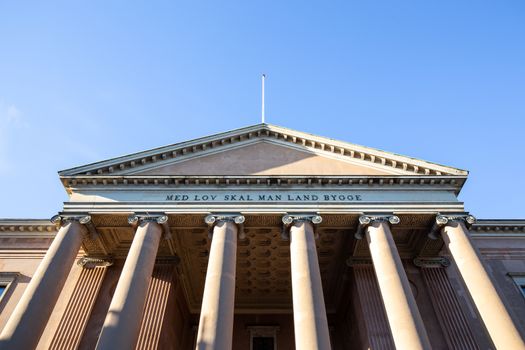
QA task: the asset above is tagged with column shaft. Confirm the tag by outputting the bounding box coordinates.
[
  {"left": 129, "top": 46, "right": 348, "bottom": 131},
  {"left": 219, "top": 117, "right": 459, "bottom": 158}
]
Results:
[
  {"left": 96, "top": 221, "right": 162, "bottom": 350},
  {"left": 366, "top": 221, "right": 431, "bottom": 350},
  {"left": 353, "top": 265, "right": 395, "bottom": 349},
  {"left": 49, "top": 265, "right": 108, "bottom": 350},
  {"left": 441, "top": 221, "right": 525, "bottom": 349},
  {"left": 196, "top": 221, "right": 238, "bottom": 350},
  {"left": 290, "top": 221, "right": 331, "bottom": 350},
  {"left": 421, "top": 267, "right": 479, "bottom": 350},
  {"left": 136, "top": 264, "right": 175, "bottom": 350},
  {"left": 0, "top": 220, "right": 84, "bottom": 350}
]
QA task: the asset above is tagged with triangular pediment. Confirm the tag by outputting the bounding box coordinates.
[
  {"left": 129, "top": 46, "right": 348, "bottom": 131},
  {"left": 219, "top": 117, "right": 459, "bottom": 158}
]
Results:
[
  {"left": 59, "top": 124, "right": 467, "bottom": 177},
  {"left": 134, "top": 140, "right": 395, "bottom": 176}
]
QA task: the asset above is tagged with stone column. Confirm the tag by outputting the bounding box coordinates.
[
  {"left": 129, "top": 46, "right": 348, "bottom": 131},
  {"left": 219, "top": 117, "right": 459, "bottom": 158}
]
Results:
[
  {"left": 415, "top": 257, "right": 480, "bottom": 350},
  {"left": 195, "top": 214, "right": 244, "bottom": 350},
  {"left": 352, "top": 264, "right": 395, "bottom": 349},
  {"left": 433, "top": 215, "right": 525, "bottom": 349},
  {"left": 0, "top": 215, "right": 88, "bottom": 350},
  {"left": 49, "top": 257, "right": 112, "bottom": 350},
  {"left": 356, "top": 215, "right": 431, "bottom": 350},
  {"left": 96, "top": 214, "right": 167, "bottom": 350},
  {"left": 283, "top": 214, "right": 331, "bottom": 350},
  {"left": 136, "top": 263, "right": 177, "bottom": 350}
]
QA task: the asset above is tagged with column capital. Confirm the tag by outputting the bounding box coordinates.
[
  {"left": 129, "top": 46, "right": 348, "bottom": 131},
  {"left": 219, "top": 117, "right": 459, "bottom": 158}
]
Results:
[
  {"left": 413, "top": 257, "right": 450, "bottom": 268},
  {"left": 355, "top": 214, "right": 400, "bottom": 240},
  {"left": 128, "top": 213, "right": 170, "bottom": 239},
  {"left": 281, "top": 214, "right": 322, "bottom": 240},
  {"left": 51, "top": 214, "right": 97, "bottom": 239},
  {"left": 428, "top": 214, "right": 476, "bottom": 240},
  {"left": 77, "top": 256, "right": 114, "bottom": 269},
  {"left": 346, "top": 257, "right": 372, "bottom": 267},
  {"left": 205, "top": 214, "right": 245, "bottom": 239}
]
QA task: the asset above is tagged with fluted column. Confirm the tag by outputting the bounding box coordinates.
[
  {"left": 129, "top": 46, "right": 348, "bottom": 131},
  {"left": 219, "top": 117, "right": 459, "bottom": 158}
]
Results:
[
  {"left": 356, "top": 215, "right": 431, "bottom": 350},
  {"left": 432, "top": 215, "right": 525, "bottom": 349},
  {"left": 136, "top": 263, "right": 177, "bottom": 350},
  {"left": 195, "top": 214, "right": 244, "bottom": 350},
  {"left": 0, "top": 215, "right": 88, "bottom": 350},
  {"left": 96, "top": 214, "right": 167, "bottom": 350},
  {"left": 49, "top": 257, "right": 112, "bottom": 350},
  {"left": 283, "top": 214, "right": 331, "bottom": 350},
  {"left": 416, "top": 258, "right": 479, "bottom": 350},
  {"left": 352, "top": 264, "right": 395, "bottom": 349}
]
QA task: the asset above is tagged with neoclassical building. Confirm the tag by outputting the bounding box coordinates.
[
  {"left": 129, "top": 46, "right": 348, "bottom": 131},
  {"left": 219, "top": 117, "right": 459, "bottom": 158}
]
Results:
[{"left": 0, "top": 123, "right": 524, "bottom": 350}]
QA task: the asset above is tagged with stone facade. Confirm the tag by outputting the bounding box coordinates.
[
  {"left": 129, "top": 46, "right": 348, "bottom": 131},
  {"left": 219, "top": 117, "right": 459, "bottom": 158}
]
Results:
[{"left": 0, "top": 124, "right": 524, "bottom": 349}]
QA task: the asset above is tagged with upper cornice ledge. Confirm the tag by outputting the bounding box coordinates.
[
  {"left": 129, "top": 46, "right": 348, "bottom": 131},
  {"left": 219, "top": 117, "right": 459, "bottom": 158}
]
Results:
[
  {"left": 60, "top": 175, "right": 467, "bottom": 194},
  {"left": 58, "top": 124, "right": 468, "bottom": 178},
  {"left": 471, "top": 220, "right": 525, "bottom": 234},
  {"left": 0, "top": 219, "right": 57, "bottom": 235}
]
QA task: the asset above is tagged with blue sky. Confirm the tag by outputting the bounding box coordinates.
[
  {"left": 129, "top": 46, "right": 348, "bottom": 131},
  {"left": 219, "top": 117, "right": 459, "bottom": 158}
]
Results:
[{"left": 0, "top": 1, "right": 524, "bottom": 218}]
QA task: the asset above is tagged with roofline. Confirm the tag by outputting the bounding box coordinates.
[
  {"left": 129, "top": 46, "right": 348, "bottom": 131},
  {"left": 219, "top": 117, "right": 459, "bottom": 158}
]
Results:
[
  {"left": 59, "top": 123, "right": 468, "bottom": 177},
  {"left": 59, "top": 124, "right": 270, "bottom": 175}
]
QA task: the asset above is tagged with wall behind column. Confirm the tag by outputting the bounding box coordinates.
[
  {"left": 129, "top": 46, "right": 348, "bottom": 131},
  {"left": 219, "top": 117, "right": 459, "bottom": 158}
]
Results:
[
  {"left": 76, "top": 262, "right": 194, "bottom": 350},
  {"left": 0, "top": 258, "right": 44, "bottom": 331},
  {"left": 156, "top": 267, "right": 193, "bottom": 350},
  {"left": 77, "top": 260, "right": 124, "bottom": 350},
  {"left": 481, "top": 259, "right": 525, "bottom": 339},
  {"left": 36, "top": 261, "right": 83, "bottom": 349},
  {"left": 443, "top": 255, "right": 495, "bottom": 349},
  {"left": 341, "top": 270, "right": 370, "bottom": 350},
  {"left": 473, "top": 236, "right": 525, "bottom": 340},
  {"left": 232, "top": 314, "right": 294, "bottom": 350},
  {"left": 0, "top": 253, "right": 83, "bottom": 350},
  {"left": 405, "top": 262, "right": 448, "bottom": 349}
]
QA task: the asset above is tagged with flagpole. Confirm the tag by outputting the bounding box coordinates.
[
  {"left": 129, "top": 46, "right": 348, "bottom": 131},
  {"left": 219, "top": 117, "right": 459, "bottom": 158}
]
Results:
[{"left": 262, "top": 74, "right": 266, "bottom": 123}]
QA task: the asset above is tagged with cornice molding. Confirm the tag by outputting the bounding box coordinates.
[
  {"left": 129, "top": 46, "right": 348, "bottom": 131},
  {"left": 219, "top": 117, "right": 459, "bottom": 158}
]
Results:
[
  {"left": 61, "top": 175, "right": 466, "bottom": 195},
  {"left": 0, "top": 219, "right": 57, "bottom": 235},
  {"left": 471, "top": 220, "right": 525, "bottom": 235},
  {"left": 59, "top": 124, "right": 467, "bottom": 178}
]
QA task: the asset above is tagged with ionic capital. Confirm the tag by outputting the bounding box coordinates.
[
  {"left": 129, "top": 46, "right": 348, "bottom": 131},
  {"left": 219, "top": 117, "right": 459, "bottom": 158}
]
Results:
[
  {"left": 77, "top": 256, "right": 114, "bottom": 269},
  {"left": 428, "top": 214, "right": 476, "bottom": 240},
  {"left": 51, "top": 214, "right": 97, "bottom": 239},
  {"left": 346, "top": 257, "right": 372, "bottom": 267},
  {"left": 128, "top": 213, "right": 170, "bottom": 239},
  {"left": 354, "top": 214, "right": 400, "bottom": 240},
  {"left": 281, "top": 214, "right": 322, "bottom": 240},
  {"left": 204, "top": 214, "right": 246, "bottom": 239},
  {"left": 413, "top": 257, "right": 450, "bottom": 268}
]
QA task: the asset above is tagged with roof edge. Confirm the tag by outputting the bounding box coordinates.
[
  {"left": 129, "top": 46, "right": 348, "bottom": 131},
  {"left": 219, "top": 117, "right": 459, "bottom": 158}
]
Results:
[{"left": 59, "top": 123, "right": 468, "bottom": 178}]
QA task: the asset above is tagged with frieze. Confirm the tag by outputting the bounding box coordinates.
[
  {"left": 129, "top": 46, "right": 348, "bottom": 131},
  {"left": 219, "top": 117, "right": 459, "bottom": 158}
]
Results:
[
  {"left": 68, "top": 189, "right": 460, "bottom": 206},
  {"left": 165, "top": 192, "right": 363, "bottom": 202}
]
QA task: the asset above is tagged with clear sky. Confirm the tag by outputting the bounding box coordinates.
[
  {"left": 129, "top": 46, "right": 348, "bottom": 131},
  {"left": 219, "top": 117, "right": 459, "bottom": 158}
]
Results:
[{"left": 0, "top": 1, "right": 524, "bottom": 219}]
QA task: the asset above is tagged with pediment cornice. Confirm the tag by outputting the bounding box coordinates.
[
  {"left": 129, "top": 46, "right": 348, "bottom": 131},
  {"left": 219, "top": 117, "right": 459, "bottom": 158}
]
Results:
[
  {"left": 60, "top": 174, "right": 467, "bottom": 195},
  {"left": 59, "top": 124, "right": 467, "bottom": 178}
]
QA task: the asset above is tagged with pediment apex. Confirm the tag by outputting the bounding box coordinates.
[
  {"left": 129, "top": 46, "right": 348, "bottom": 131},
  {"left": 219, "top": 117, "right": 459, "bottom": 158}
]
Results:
[{"left": 59, "top": 123, "right": 467, "bottom": 177}]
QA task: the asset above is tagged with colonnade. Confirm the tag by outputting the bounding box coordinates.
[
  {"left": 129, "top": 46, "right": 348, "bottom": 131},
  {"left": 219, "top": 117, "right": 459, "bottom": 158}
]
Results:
[{"left": 0, "top": 213, "right": 523, "bottom": 350}]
